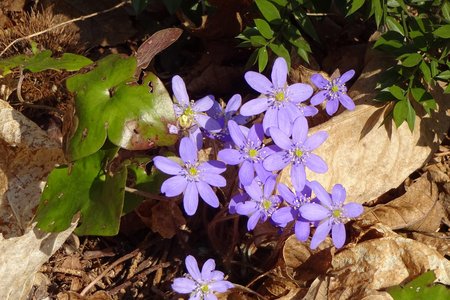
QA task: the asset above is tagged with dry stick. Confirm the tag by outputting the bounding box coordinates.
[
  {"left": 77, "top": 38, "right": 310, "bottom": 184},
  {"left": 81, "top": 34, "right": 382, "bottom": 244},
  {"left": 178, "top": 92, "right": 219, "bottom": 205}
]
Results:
[
  {"left": 0, "top": 0, "right": 131, "bottom": 57},
  {"left": 80, "top": 248, "right": 140, "bottom": 296},
  {"left": 108, "top": 262, "right": 170, "bottom": 295},
  {"left": 16, "top": 66, "right": 25, "bottom": 102},
  {"left": 124, "top": 186, "right": 170, "bottom": 202}
]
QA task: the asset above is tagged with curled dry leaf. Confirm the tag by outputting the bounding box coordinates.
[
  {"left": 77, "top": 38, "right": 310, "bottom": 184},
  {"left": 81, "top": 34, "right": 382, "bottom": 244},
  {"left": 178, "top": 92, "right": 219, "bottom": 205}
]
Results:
[
  {"left": 281, "top": 49, "right": 450, "bottom": 204},
  {"left": 402, "top": 232, "right": 450, "bottom": 257},
  {"left": 328, "top": 224, "right": 450, "bottom": 299},
  {"left": 0, "top": 99, "right": 75, "bottom": 299},
  {"left": 362, "top": 172, "right": 443, "bottom": 231}
]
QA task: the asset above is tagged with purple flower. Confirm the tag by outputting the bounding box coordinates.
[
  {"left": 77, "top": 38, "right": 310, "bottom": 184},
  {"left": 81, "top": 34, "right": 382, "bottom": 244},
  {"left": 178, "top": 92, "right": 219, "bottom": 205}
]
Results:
[
  {"left": 153, "top": 137, "right": 226, "bottom": 216},
  {"left": 172, "top": 255, "right": 233, "bottom": 300},
  {"left": 263, "top": 117, "right": 328, "bottom": 190},
  {"left": 240, "top": 57, "right": 313, "bottom": 134},
  {"left": 172, "top": 75, "right": 221, "bottom": 149},
  {"left": 234, "top": 176, "right": 281, "bottom": 231},
  {"left": 271, "top": 182, "right": 314, "bottom": 241},
  {"left": 218, "top": 120, "right": 277, "bottom": 186},
  {"left": 206, "top": 94, "right": 248, "bottom": 142},
  {"left": 310, "top": 70, "right": 355, "bottom": 116},
  {"left": 297, "top": 102, "right": 319, "bottom": 117},
  {"left": 299, "top": 181, "right": 364, "bottom": 249}
]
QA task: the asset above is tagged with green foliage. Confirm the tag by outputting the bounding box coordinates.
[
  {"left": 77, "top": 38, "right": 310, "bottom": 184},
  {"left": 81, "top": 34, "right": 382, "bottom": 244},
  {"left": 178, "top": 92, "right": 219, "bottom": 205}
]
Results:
[
  {"left": 367, "top": 1, "right": 450, "bottom": 130},
  {"left": 0, "top": 49, "right": 92, "bottom": 75},
  {"left": 387, "top": 270, "right": 450, "bottom": 300},
  {"left": 36, "top": 145, "right": 127, "bottom": 236},
  {"left": 65, "top": 54, "right": 177, "bottom": 161},
  {"left": 238, "top": 0, "right": 316, "bottom": 71},
  {"left": 123, "top": 157, "right": 168, "bottom": 214}
]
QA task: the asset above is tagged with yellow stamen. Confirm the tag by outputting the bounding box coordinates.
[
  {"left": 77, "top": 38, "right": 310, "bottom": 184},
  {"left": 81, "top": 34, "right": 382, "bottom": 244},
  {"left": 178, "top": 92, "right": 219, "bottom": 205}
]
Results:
[
  {"left": 275, "top": 91, "right": 285, "bottom": 101},
  {"left": 332, "top": 209, "right": 341, "bottom": 218},
  {"left": 200, "top": 285, "right": 209, "bottom": 293},
  {"left": 188, "top": 167, "right": 198, "bottom": 176},
  {"left": 248, "top": 149, "right": 258, "bottom": 158},
  {"left": 294, "top": 149, "right": 303, "bottom": 157},
  {"left": 262, "top": 199, "right": 272, "bottom": 210},
  {"left": 331, "top": 85, "right": 339, "bottom": 93}
]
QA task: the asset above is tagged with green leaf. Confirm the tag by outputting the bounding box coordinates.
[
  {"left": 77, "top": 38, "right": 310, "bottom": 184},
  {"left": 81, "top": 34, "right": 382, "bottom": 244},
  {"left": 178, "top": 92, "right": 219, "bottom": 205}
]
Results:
[
  {"left": 25, "top": 50, "right": 93, "bottom": 72},
  {"left": 373, "top": 31, "right": 404, "bottom": 51},
  {"left": 410, "top": 87, "right": 436, "bottom": 114},
  {"left": 443, "top": 0, "right": 450, "bottom": 22},
  {"left": 393, "top": 99, "right": 408, "bottom": 127},
  {"left": 371, "top": 0, "right": 383, "bottom": 28},
  {"left": 123, "top": 157, "right": 168, "bottom": 213},
  {"left": 386, "top": 16, "right": 404, "bottom": 36},
  {"left": 258, "top": 47, "right": 269, "bottom": 72},
  {"left": 433, "top": 24, "right": 450, "bottom": 38},
  {"left": 254, "top": 18, "right": 274, "bottom": 39},
  {"left": 388, "top": 270, "right": 450, "bottom": 300},
  {"left": 436, "top": 70, "right": 450, "bottom": 80},
  {"left": 36, "top": 146, "right": 127, "bottom": 236},
  {"left": 255, "top": 0, "right": 281, "bottom": 22},
  {"left": 268, "top": 43, "right": 291, "bottom": 67},
  {"left": 347, "top": 0, "right": 366, "bottom": 16},
  {"left": 132, "top": 0, "right": 151, "bottom": 14},
  {"left": 406, "top": 99, "right": 416, "bottom": 131},
  {"left": 419, "top": 61, "right": 432, "bottom": 84},
  {"left": 292, "top": 9, "right": 320, "bottom": 42},
  {"left": 65, "top": 54, "right": 177, "bottom": 161},
  {"left": 249, "top": 35, "right": 268, "bottom": 47},
  {"left": 0, "top": 50, "right": 92, "bottom": 75},
  {"left": 401, "top": 53, "right": 422, "bottom": 67},
  {"left": 445, "top": 84, "right": 450, "bottom": 94},
  {"left": 389, "top": 85, "right": 405, "bottom": 100}
]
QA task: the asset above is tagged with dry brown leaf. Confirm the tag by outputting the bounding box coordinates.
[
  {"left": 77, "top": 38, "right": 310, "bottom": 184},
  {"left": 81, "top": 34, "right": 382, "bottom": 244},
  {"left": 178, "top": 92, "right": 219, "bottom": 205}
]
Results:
[
  {"left": 282, "top": 235, "right": 313, "bottom": 270},
  {"left": 0, "top": 99, "right": 75, "bottom": 299},
  {"left": 302, "top": 276, "right": 329, "bottom": 300},
  {"left": 135, "top": 200, "right": 186, "bottom": 239},
  {"left": 403, "top": 232, "right": 450, "bottom": 257},
  {"left": 0, "top": 99, "right": 65, "bottom": 237},
  {"left": 281, "top": 49, "right": 450, "bottom": 204},
  {"left": 57, "top": 291, "right": 112, "bottom": 300},
  {"left": 362, "top": 173, "right": 441, "bottom": 231},
  {"left": 328, "top": 224, "right": 450, "bottom": 299}
]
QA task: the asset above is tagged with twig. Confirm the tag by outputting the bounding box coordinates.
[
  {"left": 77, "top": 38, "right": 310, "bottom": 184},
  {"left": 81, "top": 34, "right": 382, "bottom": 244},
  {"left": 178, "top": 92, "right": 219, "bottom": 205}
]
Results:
[
  {"left": 0, "top": 1, "right": 131, "bottom": 57},
  {"left": 232, "top": 284, "right": 269, "bottom": 300},
  {"left": 107, "top": 262, "right": 170, "bottom": 295},
  {"left": 80, "top": 248, "right": 140, "bottom": 296},
  {"left": 16, "top": 66, "right": 25, "bottom": 102},
  {"left": 124, "top": 186, "right": 170, "bottom": 202}
]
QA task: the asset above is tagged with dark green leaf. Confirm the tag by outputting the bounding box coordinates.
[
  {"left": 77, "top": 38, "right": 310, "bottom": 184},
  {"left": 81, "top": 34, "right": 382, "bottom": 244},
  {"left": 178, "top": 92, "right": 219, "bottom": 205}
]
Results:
[
  {"left": 65, "top": 54, "right": 177, "bottom": 161},
  {"left": 433, "top": 24, "right": 450, "bottom": 38},
  {"left": 268, "top": 43, "right": 291, "bottom": 67},
  {"left": 393, "top": 99, "right": 408, "bottom": 127},
  {"left": 410, "top": 87, "right": 436, "bottom": 114},
  {"left": 401, "top": 53, "right": 422, "bottom": 67},
  {"left": 445, "top": 84, "right": 450, "bottom": 94},
  {"left": 389, "top": 85, "right": 405, "bottom": 100},
  {"left": 254, "top": 18, "right": 274, "bottom": 39},
  {"left": 419, "top": 61, "right": 431, "bottom": 83},
  {"left": 258, "top": 47, "right": 269, "bottom": 72},
  {"left": 347, "top": 0, "right": 366, "bottom": 16},
  {"left": 0, "top": 54, "right": 28, "bottom": 75},
  {"left": 374, "top": 31, "right": 404, "bottom": 51},
  {"left": 386, "top": 16, "right": 404, "bottom": 36},
  {"left": 292, "top": 9, "right": 320, "bottom": 42},
  {"left": 132, "top": 0, "right": 151, "bottom": 14},
  {"left": 123, "top": 157, "right": 168, "bottom": 213},
  {"left": 269, "top": 0, "right": 288, "bottom": 5},
  {"left": 250, "top": 35, "right": 268, "bottom": 47},
  {"left": 36, "top": 147, "right": 127, "bottom": 236},
  {"left": 371, "top": 0, "right": 383, "bottom": 28},
  {"left": 406, "top": 99, "right": 416, "bottom": 131},
  {"left": 443, "top": 0, "right": 450, "bottom": 22},
  {"left": 436, "top": 70, "right": 450, "bottom": 80},
  {"left": 255, "top": 0, "right": 281, "bottom": 22}
]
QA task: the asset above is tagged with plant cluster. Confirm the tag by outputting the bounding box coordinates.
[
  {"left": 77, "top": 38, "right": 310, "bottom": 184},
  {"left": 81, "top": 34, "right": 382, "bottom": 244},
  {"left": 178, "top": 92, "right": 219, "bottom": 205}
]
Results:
[{"left": 153, "top": 57, "right": 363, "bottom": 298}]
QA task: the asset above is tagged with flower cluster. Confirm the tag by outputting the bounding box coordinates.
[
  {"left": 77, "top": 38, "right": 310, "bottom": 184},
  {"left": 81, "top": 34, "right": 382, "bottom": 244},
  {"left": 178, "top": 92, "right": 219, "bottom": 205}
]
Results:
[{"left": 158, "top": 58, "right": 363, "bottom": 298}]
